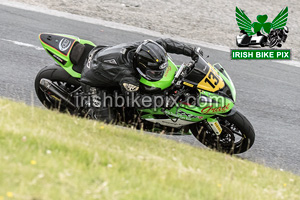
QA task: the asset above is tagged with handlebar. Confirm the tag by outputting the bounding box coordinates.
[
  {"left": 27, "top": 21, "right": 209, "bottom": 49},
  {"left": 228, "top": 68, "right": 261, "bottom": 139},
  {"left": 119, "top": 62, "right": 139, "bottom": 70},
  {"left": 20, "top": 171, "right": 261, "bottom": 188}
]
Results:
[
  {"left": 186, "top": 60, "right": 195, "bottom": 70},
  {"left": 173, "top": 63, "right": 185, "bottom": 82},
  {"left": 171, "top": 60, "right": 195, "bottom": 89}
]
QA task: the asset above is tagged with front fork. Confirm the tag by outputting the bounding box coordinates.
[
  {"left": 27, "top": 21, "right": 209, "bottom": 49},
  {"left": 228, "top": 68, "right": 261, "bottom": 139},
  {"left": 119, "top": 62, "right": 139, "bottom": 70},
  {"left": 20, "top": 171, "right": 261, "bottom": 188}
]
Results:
[
  {"left": 206, "top": 118, "right": 222, "bottom": 135},
  {"left": 204, "top": 106, "right": 237, "bottom": 135}
]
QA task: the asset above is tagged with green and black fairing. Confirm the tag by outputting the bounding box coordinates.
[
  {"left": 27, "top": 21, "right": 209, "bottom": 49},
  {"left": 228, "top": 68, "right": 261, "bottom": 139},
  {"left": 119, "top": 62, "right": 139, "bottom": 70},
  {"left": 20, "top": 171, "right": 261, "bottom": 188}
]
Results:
[
  {"left": 138, "top": 56, "right": 236, "bottom": 126},
  {"left": 39, "top": 33, "right": 96, "bottom": 78}
]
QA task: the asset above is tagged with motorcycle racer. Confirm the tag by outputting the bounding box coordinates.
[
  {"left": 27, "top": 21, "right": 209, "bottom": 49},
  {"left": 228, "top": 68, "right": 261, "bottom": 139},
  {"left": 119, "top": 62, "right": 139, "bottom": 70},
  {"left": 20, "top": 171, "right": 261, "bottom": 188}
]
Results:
[
  {"left": 80, "top": 38, "right": 203, "bottom": 121},
  {"left": 36, "top": 32, "right": 255, "bottom": 154}
]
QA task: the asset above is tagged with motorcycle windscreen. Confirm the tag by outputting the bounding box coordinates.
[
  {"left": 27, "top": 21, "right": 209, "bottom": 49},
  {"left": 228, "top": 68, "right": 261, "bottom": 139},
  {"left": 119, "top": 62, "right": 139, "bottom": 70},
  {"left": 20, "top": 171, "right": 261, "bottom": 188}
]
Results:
[{"left": 183, "top": 57, "right": 225, "bottom": 92}]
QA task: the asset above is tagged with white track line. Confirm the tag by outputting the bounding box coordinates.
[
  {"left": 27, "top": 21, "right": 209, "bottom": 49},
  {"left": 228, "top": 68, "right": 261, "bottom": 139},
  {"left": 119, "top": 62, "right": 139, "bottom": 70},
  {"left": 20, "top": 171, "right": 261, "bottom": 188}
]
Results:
[
  {"left": 0, "top": 0, "right": 299, "bottom": 68},
  {"left": 275, "top": 60, "right": 300, "bottom": 68},
  {"left": 1, "top": 38, "right": 44, "bottom": 50}
]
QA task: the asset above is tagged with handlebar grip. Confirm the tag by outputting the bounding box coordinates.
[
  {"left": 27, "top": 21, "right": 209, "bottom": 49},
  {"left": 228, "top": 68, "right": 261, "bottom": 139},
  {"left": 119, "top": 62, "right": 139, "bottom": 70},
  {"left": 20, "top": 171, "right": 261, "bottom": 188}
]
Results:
[{"left": 188, "top": 60, "right": 195, "bottom": 67}]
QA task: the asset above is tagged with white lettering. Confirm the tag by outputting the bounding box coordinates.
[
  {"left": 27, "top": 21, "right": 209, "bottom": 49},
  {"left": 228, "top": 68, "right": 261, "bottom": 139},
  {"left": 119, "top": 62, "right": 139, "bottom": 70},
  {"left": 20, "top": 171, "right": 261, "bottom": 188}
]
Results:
[{"left": 256, "top": 52, "right": 261, "bottom": 58}]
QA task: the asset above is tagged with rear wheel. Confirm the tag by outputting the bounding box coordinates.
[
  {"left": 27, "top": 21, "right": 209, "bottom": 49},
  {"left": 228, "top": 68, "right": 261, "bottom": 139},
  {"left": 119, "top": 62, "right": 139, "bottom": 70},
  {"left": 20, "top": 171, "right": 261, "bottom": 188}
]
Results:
[
  {"left": 190, "top": 111, "right": 255, "bottom": 154},
  {"left": 35, "top": 64, "right": 81, "bottom": 113}
]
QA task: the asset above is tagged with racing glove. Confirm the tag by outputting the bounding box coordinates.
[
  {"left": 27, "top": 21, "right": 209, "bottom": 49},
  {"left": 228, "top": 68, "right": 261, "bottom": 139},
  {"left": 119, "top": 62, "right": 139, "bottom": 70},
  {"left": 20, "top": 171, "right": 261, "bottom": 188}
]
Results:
[{"left": 192, "top": 47, "right": 203, "bottom": 61}]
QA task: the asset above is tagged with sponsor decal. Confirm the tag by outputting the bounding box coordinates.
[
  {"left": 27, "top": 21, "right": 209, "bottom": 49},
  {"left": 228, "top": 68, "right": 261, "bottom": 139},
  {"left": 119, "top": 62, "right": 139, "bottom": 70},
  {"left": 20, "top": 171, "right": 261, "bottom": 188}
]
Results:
[
  {"left": 144, "top": 119, "right": 195, "bottom": 128},
  {"left": 201, "top": 103, "right": 230, "bottom": 114},
  {"left": 178, "top": 110, "right": 197, "bottom": 119},
  {"left": 165, "top": 109, "right": 203, "bottom": 121},
  {"left": 233, "top": 7, "right": 290, "bottom": 60},
  {"left": 214, "top": 121, "right": 222, "bottom": 133},
  {"left": 120, "top": 48, "right": 127, "bottom": 54},
  {"left": 164, "top": 65, "right": 172, "bottom": 77},
  {"left": 183, "top": 82, "right": 194, "bottom": 87},
  {"left": 53, "top": 54, "right": 63, "bottom": 63},
  {"left": 103, "top": 59, "right": 118, "bottom": 65},
  {"left": 123, "top": 83, "right": 139, "bottom": 92},
  {"left": 46, "top": 49, "right": 67, "bottom": 65},
  {"left": 59, "top": 38, "right": 72, "bottom": 52}
]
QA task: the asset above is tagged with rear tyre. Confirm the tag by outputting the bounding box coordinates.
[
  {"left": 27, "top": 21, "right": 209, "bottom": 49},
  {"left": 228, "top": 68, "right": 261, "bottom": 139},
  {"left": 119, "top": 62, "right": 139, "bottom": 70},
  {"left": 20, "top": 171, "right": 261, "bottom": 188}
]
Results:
[
  {"left": 35, "top": 64, "right": 81, "bottom": 112},
  {"left": 190, "top": 111, "right": 255, "bottom": 154}
]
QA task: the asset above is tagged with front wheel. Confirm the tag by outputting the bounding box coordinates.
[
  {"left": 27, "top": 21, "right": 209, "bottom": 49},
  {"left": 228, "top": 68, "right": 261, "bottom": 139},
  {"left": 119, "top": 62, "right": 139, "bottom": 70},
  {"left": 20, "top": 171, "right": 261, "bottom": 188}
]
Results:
[{"left": 190, "top": 111, "right": 255, "bottom": 154}]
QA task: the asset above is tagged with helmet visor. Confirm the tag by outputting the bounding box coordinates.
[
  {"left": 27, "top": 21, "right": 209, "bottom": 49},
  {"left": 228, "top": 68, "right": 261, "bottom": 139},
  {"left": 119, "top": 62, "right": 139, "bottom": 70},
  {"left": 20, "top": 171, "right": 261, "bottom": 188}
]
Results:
[{"left": 145, "top": 69, "right": 165, "bottom": 81}]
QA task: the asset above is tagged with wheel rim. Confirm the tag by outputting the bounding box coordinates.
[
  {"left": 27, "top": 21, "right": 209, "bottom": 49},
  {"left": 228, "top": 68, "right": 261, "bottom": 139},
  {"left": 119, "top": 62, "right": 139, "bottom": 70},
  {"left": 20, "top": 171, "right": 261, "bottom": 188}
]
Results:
[{"left": 193, "top": 119, "right": 246, "bottom": 153}]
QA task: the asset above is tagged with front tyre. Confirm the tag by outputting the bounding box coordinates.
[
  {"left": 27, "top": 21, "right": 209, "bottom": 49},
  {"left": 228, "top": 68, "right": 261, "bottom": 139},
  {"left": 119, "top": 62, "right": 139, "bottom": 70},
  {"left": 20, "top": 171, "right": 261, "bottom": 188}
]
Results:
[{"left": 190, "top": 111, "right": 255, "bottom": 154}]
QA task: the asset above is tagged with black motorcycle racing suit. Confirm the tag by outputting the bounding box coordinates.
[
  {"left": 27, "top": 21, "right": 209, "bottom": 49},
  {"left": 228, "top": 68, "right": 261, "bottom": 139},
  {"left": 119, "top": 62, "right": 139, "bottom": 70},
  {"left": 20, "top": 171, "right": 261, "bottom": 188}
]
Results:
[{"left": 80, "top": 38, "right": 199, "bottom": 122}]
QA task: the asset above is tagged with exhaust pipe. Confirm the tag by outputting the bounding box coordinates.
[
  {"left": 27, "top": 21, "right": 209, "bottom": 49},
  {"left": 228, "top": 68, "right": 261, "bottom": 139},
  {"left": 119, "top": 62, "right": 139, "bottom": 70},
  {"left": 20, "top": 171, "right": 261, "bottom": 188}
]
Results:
[{"left": 39, "top": 78, "right": 77, "bottom": 110}]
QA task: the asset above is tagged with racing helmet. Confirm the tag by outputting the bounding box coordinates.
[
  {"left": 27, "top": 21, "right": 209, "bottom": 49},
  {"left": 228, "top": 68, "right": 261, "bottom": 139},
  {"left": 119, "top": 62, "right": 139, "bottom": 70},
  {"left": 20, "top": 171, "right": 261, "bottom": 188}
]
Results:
[
  {"left": 133, "top": 40, "right": 168, "bottom": 81},
  {"left": 283, "top": 26, "right": 289, "bottom": 34}
]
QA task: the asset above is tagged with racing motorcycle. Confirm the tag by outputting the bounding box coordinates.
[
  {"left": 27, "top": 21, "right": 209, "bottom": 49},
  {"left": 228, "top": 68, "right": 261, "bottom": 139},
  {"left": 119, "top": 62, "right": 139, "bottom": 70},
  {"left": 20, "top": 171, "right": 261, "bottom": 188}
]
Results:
[{"left": 35, "top": 33, "right": 255, "bottom": 154}]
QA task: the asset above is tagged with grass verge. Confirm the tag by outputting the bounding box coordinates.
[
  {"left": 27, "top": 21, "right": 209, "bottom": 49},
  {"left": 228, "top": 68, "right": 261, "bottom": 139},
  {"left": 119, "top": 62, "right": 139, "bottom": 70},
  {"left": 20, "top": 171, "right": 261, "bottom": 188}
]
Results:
[{"left": 0, "top": 98, "right": 299, "bottom": 200}]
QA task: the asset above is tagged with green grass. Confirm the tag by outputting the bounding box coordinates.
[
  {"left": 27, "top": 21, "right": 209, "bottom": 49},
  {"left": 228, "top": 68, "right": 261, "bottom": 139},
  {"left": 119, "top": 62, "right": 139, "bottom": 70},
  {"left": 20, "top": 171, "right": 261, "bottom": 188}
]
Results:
[{"left": 0, "top": 98, "right": 299, "bottom": 200}]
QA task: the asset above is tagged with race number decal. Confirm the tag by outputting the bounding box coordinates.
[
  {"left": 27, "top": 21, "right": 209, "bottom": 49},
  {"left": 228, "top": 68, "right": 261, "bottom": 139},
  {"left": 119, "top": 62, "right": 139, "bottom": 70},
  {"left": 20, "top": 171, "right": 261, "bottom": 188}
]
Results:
[{"left": 197, "top": 66, "right": 225, "bottom": 92}]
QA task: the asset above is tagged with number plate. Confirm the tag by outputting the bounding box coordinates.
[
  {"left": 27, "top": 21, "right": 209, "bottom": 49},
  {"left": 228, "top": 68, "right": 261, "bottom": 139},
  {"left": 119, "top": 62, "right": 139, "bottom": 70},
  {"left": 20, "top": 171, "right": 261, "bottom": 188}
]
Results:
[{"left": 197, "top": 64, "right": 225, "bottom": 92}]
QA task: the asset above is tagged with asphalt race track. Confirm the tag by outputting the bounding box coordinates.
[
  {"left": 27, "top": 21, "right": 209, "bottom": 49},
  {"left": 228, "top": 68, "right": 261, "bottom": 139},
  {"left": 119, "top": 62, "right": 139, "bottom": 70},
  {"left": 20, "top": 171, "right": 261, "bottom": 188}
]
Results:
[{"left": 0, "top": 4, "right": 300, "bottom": 175}]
